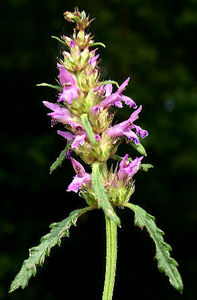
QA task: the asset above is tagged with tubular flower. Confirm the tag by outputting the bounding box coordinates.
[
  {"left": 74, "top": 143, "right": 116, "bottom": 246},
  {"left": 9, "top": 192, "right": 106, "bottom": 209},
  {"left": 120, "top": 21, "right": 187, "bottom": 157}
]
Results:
[
  {"left": 43, "top": 101, "right": 73, "bottom": 124},
  {"left": 117, "top": 154, "right": 143, "bottom": 183},
  {"left": 92, "top": 77, "right": 137, "bottom": 113},
  {"left": 106, "top": 154, "right": 143, "bottom": 205},
  {"left": 58, "top": 130, "right": 87, "bottom": 149},
  {"left": 57, "top": 63, "right": 79, "bottom": 103},
  {"left": 67, "top": 158, "right": 91, "bottom": 192},
  {"left": 106, "top": 105, "right": 148, "bottom": 144}
]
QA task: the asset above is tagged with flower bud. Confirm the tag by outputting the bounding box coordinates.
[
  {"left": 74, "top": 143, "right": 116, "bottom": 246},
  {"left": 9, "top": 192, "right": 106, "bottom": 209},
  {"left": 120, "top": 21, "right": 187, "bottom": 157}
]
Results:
[
  {"left": 108, "top": 182, "right": 135, "bottom": 206},
  {"left": 64, "top": 9, "right": 93, "bottom": 31},
  {"left": 79, "top": 48, "right": 90, "bottom": 68},
  {"left": 90, "top": 107, "right": 112, "bottom": 133}
]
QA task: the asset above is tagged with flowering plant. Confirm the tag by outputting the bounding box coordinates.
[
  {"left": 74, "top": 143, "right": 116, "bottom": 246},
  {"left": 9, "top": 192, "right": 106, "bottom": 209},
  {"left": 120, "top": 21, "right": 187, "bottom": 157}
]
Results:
[{"left": 9, "top": 9, "right": 183, "bottom": 299}]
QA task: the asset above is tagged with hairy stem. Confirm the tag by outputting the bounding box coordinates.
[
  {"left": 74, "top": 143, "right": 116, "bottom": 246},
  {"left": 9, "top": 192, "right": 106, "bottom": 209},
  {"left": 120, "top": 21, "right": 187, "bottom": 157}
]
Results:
[{"left": 102, "top": 216, "right": 118, "bottom": 300}]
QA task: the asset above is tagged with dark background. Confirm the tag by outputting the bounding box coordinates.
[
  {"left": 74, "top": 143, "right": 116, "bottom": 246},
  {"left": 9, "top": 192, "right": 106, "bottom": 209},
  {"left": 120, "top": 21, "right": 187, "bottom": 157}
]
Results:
[{"left": 1, "top": 0, "right": 197, "bottom": 299}]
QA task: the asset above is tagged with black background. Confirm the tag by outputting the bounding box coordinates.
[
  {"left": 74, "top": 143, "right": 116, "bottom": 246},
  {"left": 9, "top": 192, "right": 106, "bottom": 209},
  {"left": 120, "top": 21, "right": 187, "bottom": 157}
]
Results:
[{"left": 1, "top": 0, "right": 197, "bottom": 299}]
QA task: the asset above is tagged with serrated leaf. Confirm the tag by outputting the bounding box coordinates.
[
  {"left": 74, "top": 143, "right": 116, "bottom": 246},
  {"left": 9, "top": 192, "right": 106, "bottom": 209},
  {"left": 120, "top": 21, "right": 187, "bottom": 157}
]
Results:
[
  {"left": 125, "top": 203, "right": 183, "bottom": 293},
  {"left": 92, "top": 162, "right": 121, "bottom": 227},
  {"left": 140, "top": 163, "right": 154, "bottom": 172},
  {"left": 50, "top": 141, "right": 72, "bottom": 174},
  {"left": 130, "top": 142, "right": 147, "bottom": 156},
  {"left": 81, "top": 114, "right": 97, "bottom": 147},
  {"left": 36, "top": 83, "right": 62, "bottom": 92},
  {"left": 9, "top": 206, "right": 92, "bottom": 293}
]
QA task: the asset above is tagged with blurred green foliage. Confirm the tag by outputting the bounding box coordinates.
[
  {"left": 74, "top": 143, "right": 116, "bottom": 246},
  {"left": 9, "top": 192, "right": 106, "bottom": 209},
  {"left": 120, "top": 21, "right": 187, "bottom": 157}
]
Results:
[{"left": 1, "top": 0, "right": 197, "bottom": 299}]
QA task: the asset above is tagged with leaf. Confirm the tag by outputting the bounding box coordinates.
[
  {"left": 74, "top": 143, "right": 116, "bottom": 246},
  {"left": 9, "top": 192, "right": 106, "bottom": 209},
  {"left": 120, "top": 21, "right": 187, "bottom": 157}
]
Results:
[
  {"left": 92, "top": 162, "right": 121, "bottom": 227},
  {"left": 130, "top": 142, "right": 147, "bottom": 156},
  {"left": 81, "top": 114, "right": 97, "bottom": 147},
  {"left": 140, "top": 163, "right": 154, "bottom": 172},
  {"left": 36, "top": 83, "right": 62, "bottom": 92},
  {"left": 98, "top": 80, "right": 119, "bottom": 88},
  {"left": 125, "top": 203, "right": 183, "bottom": 293},
  {"left": 9, "top": 206, "right": 92, "bottom": 293},
  {"left": 51, "top": 35, "right": 67, "bottom": 46},
  {"left": 50, "top": 141, "right": 72, "bottom": 174},
  {"left": 89, "top": 42, "right": 106, "bottom": 48}
]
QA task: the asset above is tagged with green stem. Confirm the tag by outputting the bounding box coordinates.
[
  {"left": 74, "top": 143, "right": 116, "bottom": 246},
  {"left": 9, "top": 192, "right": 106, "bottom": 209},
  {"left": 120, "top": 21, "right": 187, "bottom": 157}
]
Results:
[{"left": 102, "top": 216, "right": 118, "bottom": 300}]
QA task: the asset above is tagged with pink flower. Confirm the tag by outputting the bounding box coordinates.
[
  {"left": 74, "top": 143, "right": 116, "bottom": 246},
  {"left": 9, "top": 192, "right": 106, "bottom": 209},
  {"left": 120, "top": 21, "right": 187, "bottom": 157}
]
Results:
[
  {"left": 43, "top": 101, "right": 73, "bottom": 124},
  {"left": 57, "top": 130, "right": 86, "bottom": 150},
  {"left": 117, "top": 154, "right": 143, "bottom": 182},
  {"left": 43, "top": 101, "right": 85, "bottom": 136},
  {"left": 106, "top": 106, "right": 148, "bottom": 144},
  {"left": 88, "top": 54, "right": 100, "bottom": 67},
  {"left": 67, "top": 158, "right": 91, "bottom": 192},
  {"left": 57, "top": 63, "right": 79, "bottom": 104},
  {"left": 57, "top": 130, "right": 74, "bottom": 141},
  {"left": 92, "top": 77, "right": 137, "bottom": 113}
]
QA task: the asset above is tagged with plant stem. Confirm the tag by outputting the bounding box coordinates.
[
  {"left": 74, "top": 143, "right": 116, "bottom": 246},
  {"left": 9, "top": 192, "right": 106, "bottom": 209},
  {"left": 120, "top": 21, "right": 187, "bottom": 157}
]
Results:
[{"left": 102, "top": 216, "right": 118, "bottom": 300}]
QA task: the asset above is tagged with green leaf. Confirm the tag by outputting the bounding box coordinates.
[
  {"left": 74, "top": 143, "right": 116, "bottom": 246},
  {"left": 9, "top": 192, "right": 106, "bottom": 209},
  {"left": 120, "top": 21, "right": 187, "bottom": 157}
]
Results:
[
  {"left": 50, "top": 141, "right": 72, "bottom": 174},
  {"left": 81, "top": 114, "right": 97, "bottom": 147},
  {"left": 51, "top": 35, "right": 67, "bottom": 46},
  {"left": 130, "top": 142, "right": 147, "bottom": 156},
  {"left": 9, "top": 206, "right": 92, "bottom": 293},
  {"left": 140, "top": 163, "right": 154, "bottom": 172},
  {"left": 92, "top": 162, "right": 121, "bottom": 227},
  {"left": 89, "top": 42, "right": 106, "bottom": 48},
  {"left": 36, "top": 83, "right": 62, "bottom": 92},
  {"left": 125, "top": 203, "right": 183, "bottom": 293},
  {"left": 98, "top": 80, "right": 119, "bottom": 88}
]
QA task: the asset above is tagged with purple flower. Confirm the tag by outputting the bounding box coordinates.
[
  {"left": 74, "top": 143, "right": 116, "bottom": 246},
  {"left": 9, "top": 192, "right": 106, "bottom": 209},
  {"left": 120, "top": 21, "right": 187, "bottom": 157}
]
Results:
[
  {"left": 57, "top": 130, "right": 86, "bottom": 150},
  {"left": 88, "top": 54, "right": 100, "bottom": 67},
  {"left": 70, "top": 40, "right": 77, "bottom": 48},
  {"left": 104, "top": 83, "right": 113, "bottom": 97},
  {"left": 71, "top": 133, "right": 86, "bottom": 149},
  {"left": 57, "top": 130, "right": 74, "bottom": 141},
  {"left": 92, "top": 77, "right": 137, "bottom": 113},
  {"left": 57, "top": 63, "right": 79, "bottom": 104},
  {"left": 67, "top": 158, "right": 91, "bottom": 192},
  {"left": 117, "top": 154, "right": 143, "bottom": 182},
  {"left": 43, "top": 101, "right": 86, "bottom": 136},
  {"left": 95, "top": 134, "right": 101, "bottom": 141},
  {"left": 43, "top": 101, "right": 73, "bottom": 124},
  {"left": 106, "top": 105, "right": 148, "bottom": 144},
  {"left": 131, "top": 124, "right": 148, "bottom": 138}
]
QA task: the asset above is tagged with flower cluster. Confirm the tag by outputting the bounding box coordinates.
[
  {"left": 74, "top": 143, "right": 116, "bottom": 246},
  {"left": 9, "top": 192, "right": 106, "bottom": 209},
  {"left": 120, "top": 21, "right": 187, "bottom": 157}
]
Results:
[{"left": 43, "top": 8, "right": 148, "bottom": 206}]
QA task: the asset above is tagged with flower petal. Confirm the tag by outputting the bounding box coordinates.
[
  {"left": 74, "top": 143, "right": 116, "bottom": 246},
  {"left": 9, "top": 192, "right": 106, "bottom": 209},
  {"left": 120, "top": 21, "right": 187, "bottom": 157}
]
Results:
[
  {"left": 57, "top": 63, "right": 75, "bottom": 86},
  {"left": 57, "top": 130, "right": 74, "bottom": 141},
  {"left": 71, "top": 134, "right": 86, "bottom": 149},
  {"left": 121, "top": 95, "right": 137, "bottom": 108},
  {"left": 117, "top": 77, "right": 130, "bottom": 94}
]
